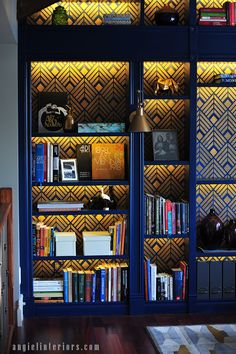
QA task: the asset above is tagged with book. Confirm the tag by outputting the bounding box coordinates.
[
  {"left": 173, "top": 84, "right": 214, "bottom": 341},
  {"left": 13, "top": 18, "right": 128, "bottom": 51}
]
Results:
[
  {"left": 53, "top": 144, "right": 60, "bottom": 182},
  {"left": 76, "top": 144, "right": 92, "bottom": 180},
  {"left": 63, "top": 270, "right": 69, "bottom": 303},
  {"left": 77, "top": 122, "right": 125, "bottom": 133},
  {"left": 72, "top": 271, "right": 79, "bottom": 302},
  {"left": 198, "top": 20, "right": 227, "bottom": 26},
  {"left": 37, "top": 201, "right": 84, "bottom": 211},
  {"left": 85, "top": 272, "right": 92, "bottom": 302},
  {"left": 92, "top": 144, "right": 125, "bottom": 179},
  {"left": 78, "top": 271, "right": 85, "bottom": 302},
  {"left": 171, "top": 268, "right": 183, "bottom": 300},
  {"left": 35, "top": 143, "right": 44, "bottom": 183}
]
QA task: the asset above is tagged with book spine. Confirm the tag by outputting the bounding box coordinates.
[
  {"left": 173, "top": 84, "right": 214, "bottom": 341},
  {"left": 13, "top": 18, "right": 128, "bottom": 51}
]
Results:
[
  {"left": 155, "top": 196, "right": 160, "bottom": 235},
  {"left": 173, "top": 270, "right": 183, "bottom": 300},
  {"left": 35, "top": 144, "right": 44, "bottom": 183},
  {"left": 112, "top": 267, "right": 118, "bottom": 302},
  {"left": 63, "top": 270, "right": 69, "bottom": 303},
  {"left": 78, "top": 273, "right": 85, "bottom": 302},
  {"left": 116, "top": 223, "right": 121, "bottom": 255},
  {"left": 147, "top": 259, "right": 151, "bottom": 301},
  {"left": 43, "top": 142, "right": 47, "bottom": 182},
  {"left": 144, "top": 261, "right": 148, "bottom": 301},
  {"left": 100, "top": 269, "right": 106, "bottom": 302},
  {"left": 200, "top": 16, "right": 226, "bottom": 20},
  {"left": 199, "top": 20, "right": 227, "bottom": 25},
  {"left": 53, "top": 144, "right": 60, "bottom": 182},
  {"left": 32, "top": 223, "right": 37, "bottom": 256},
  {"left": 171, "top": 202, "right": 176, "bottom": 235},
  {"left": 32, "top": 142, "right": 36, "bottom": 182},
  {"left": 85, "top": 272, "right": 92, "bottom": 302},
  {"left": 200, "top": 7, "right": 227, "bottom": 13},
  {"left": 117, "top": 266, "right": 121, "bottom": 302},
  {"left": 176, "top": 203, "right": 181, "bottom": 234},
  {"left": 72, "top": 272, "right": 79, "bottom": 303},
  {"left": 230, "top": 2, "right": 235, "bottom": 26},
  {"left": 92, "top": 273, "right": 96, "bottom": 303},
  {"left": 68, "top": 269, "right": 72, "bottom": 303},
  {"left": 150, "top": 264, "right": 157, "bottom": 301},
  {"left": 76, "top": 144, "right": 92, "bottom": 180}
]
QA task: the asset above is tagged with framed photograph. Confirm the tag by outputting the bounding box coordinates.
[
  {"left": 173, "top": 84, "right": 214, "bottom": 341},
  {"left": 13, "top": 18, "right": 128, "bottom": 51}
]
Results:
[
  {"left": 60, "top": 159, "right": 78, "bottom": 181},
  {"left": 152, "top": 129, "right": 179, "bottom": 161}
]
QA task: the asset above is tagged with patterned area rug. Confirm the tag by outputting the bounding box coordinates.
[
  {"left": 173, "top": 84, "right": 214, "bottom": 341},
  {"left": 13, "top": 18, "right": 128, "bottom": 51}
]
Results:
[{"left": 146, "top": 324, "right": 236, "bottom": 353}]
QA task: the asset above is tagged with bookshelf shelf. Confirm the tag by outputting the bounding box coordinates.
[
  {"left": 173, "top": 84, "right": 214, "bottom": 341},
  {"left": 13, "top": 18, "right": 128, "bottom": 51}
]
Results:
[
  {"left": 144, "top": 94, "right": 190, "bottom": 100},
  {"left": 144, "top": 160, "right": 189, "bottom": 166},
  {"left": 144, "top": 233, "right": 189, "bottom": 239},
  {"left": 197, "top": 83, "right": 236, "bottom": 87},
  {"left": 33, "top": 255, "right": 129, "bottom": 261},
  {"left": 196, "top": 179, "right": 236, "bottom": 185},
  {"left": 196, "top": 250, "right": 236, "bottom": 257},
  {"left": 32, "top": 209, "right": 129, "bottom": 216},
  {"left": 33, "top": 132, "right": 130, "bottom": 138},
  {"left": 32, "top": 180, "right": 130, "bottom": 186}
]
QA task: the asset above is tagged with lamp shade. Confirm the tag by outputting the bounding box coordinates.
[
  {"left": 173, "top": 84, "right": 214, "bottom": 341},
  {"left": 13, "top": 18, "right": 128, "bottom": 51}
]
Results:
[{"left": 128, "top": 90, "right": 152, "bottom": 132}]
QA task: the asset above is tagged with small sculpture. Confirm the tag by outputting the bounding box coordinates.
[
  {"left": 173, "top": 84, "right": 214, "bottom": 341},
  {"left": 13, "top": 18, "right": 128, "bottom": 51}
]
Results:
[
  {"left": 88, "top": 188, "right": 113, "bottom": 210},
  {"left": 64, "top": 105, "right": 75, "bottom": 132},
  {"left": 52, "top": 5, "right": 68, "bottom": 25},
  {"left": 154, "top": 78, "right": 179, "bottom": 95}
]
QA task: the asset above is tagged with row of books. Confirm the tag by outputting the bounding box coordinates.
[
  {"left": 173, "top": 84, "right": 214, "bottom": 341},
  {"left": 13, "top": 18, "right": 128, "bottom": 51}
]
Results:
[
  {"left": 103, "top": 13, "right": 132, "bottom": 25},
  {"left": 63, "top": 264, "right": 128, "bottom": 303},
  {"left": 109, "top": 218, "right": 127, "bottom": 256},
  {"left": 32, "top": 142, "right": 60, "bottom": 183},
  {"left": 144, "top": 259, "right": 188, "bottom": 301},
  {"left": 198, "top": 4, "right": 236, "bottom": 26},
  {"left": 32, "top": 222, "right": 55, "bottom": 257},
  {"left": 144, "top": 193, "right": 189, "bottom": 235}
]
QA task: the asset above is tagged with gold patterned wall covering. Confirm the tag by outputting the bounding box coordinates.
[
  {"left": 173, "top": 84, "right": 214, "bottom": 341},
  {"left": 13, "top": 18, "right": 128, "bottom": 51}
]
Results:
[
  {"left": 144, "top": 99, "right": 189, "bottom": 160},
  {"left": 34, "top": 258, "right": 129, "bottom": 277},
  {"left": 32, "top": 213, "right": 126, "bottom": 253},
  {"left": 27, "top": 0, "right": 140, "bottom": 25},
  {"left": 144, "top": 165, "right": 189, "bottom": 200},
  {"left": 144, "top": 0, "right": 189, "bottom": 25},
  {"left": 197, "top": 256, "right": 236, "bottom": 262},
  {"left": 32, "top": 185, "right": 128, "bottom": 208},
  {"left": 31, "top": 62, "right": 129, "bottom": 132},
  {"left": 196, "top": 184, "right": 236, "bottom": 225},
  {"left": 197, "top": 62, "right": 236, "bottom": 84},
  {"left": 196, "top": 0, "right": 228, "bottom": 17},
  {"left": 144, "top": 238, "right": 185, "bottom": 272},
  {"left": 144, "top": 62, "right": 190, "bottom": 96},
  {"left": 197, "top": 87, "right": 236, "bottom": 179}
]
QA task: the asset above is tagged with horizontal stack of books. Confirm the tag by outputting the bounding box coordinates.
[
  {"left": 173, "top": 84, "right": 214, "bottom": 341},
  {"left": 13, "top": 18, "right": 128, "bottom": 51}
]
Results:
[
  {"left": 144, "top": 193, "right": 189, "bottom": 235},
  {"left": 144, "top": 259, "right": 188, "bottom": 301},
  {"left": 37, "top": 201, "right": 84, "bottom": 212},
  {"left": 214, "top": 73, "right": 236, "bottom": 83},
  {"left": 32, "top": 142, "right": 60, "bottom": 182},
  {"left": 103, "top": 13, "right": 131, "bottom": 25},
  {"left": 198, "top": 7, "right": 227, "bottom": 26},
  {"left": 63, "top": 264, "right": 128, "bottom": 303},
  {"left": 32, "top": 222, "right": 55, "bottom": 256},
  {"left": 33, "top": 278, "right": 64, "bottom": 301}
]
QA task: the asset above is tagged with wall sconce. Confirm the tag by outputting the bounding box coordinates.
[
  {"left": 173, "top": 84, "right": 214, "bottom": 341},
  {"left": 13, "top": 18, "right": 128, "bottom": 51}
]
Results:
[{"left": 128, "top": 90, "right": 152, "bottom": 133}]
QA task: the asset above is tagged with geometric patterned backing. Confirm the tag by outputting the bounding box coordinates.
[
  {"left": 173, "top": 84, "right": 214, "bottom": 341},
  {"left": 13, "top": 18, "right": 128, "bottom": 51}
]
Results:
[
  {"left": 144, "top": 238, "right": 186, "bottom": 272},
  {"left": 197, "top": 87, "right": 236, "bottom": 179},
  {"left": 144, "top": 165, "right": 189, "bottom": 201},
  {"left": 144, "top": 99, "right": 189, "bottom": 161},
  {"left": 196, "top": 184, "right": 236, "bottom": 225},
  {"left": 196, "top": 1, "right": 229, "bottom": 19},
  {"left": 32, "top": 213, "right": 127, "bottom": 254},
  {"left": 32, "top": 135, "right": 129, "bottom": 159},
  {"left": 144, "top": 0, "right": 189, "bottom": 25},
  {"left": 197, "top": 256, "right": 236, "bottom": 261},
  {"left": 32, "top": 185, "right": 128, "bottom": 209},
  {"left": 27, "top": 0, "right": 140, "bottom": 26},
  {"left": 197, "top": 62, "right": 236, "bottom": 84},
  {"left": 31, "top": 62, "right": 129, "bottom": 132},
  {"left": 34, "top": 258, "right": 129, "bottom": 278},
  {"left": 143, "top": 62, "right": 190, "bottom": 96}
]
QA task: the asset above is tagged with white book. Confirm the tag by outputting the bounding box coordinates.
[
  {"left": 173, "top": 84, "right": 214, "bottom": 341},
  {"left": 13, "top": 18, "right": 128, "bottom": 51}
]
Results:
[
  {"left": 169, "top": 275, "right": 173, "bottom": 301},
  {"left": 50, "top": 143, "right": 53, "bottom": 182},
  {"left": 112, "top": 266, "right": 117, "bottom": 302},
  {"left": 108, "top": 267, "right": 112, "bottom": 302},
  {"left": 150, "top": 263, "right": 157, "bottom": 301},
  {"left": 47, "top": 142, "right": 50, "bottom": 182}
]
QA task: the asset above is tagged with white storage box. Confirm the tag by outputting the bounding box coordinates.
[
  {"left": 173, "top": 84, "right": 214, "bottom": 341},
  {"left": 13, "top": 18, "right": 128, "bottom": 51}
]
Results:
[
  {"left": 83, "top": 231, "right": 112, "bottom": 256},
  {"left": 55, "top": 232, "right": 76, "bottom": 256}
]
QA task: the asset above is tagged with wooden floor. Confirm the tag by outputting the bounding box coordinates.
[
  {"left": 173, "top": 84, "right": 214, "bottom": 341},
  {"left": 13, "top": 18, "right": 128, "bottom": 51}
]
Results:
[{"left": 10, "top": 312, "right": 236, "bottom": 354}]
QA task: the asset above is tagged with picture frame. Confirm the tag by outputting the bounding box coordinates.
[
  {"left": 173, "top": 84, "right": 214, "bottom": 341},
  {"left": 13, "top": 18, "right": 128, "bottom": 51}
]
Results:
[
  {"left": 60, "top": 159, "right": 78, "bottom": 181},
  {"left": 152, "top": 129, "right": 179, "bottom": 161}
]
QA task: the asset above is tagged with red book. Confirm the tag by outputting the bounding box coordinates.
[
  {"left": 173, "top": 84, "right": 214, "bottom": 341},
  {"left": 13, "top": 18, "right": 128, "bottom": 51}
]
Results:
[
  {"left": 179, "top": 260, "right": 188, "bottom": 300},
  {"left": 199, "top": 20, "right": 227, "bottom": 26},
  {"left": 230, "top": 2, "right": 235, "bottom": 26},
  {"left": 39, "top": 226, "right": 46, "bottom": 256},
  {"left": 165, "top": 200, "right": 172, "bottom": 235},
  {"left": 85, "top": 272, "right": 92, "bottom": 302},
  {"left": 200, "top": 7, "right": 226, "bottom": 13},
  {"left": 43, "top": 142, "right": 47, "bottom": 182}
]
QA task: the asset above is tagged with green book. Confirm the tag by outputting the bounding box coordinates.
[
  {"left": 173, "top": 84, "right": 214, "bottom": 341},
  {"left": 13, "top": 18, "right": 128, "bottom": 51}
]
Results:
[{"left": 78, "top": 271, "right": 85, "bottom": 303}]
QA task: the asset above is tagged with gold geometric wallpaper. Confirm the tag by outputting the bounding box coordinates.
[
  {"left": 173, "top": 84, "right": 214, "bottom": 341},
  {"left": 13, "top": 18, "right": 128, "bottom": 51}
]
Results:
[
  {"left": 31, "top": 61, "right": 129, "bottom": 132},
  {"left": 197, "top": 87, "right": 236, "bottom": 179},
  {"left": 144, "top": 0, "right": 189, "bottom": 25},
  {"left": 144, "top": 165, "right": 189, "bottom": 201},
  {"left": 196, "top": 184, "right": 236, "bottom": 224},
  {"left": 34, "top": 258, "right": 129, "bottom": 277},
  {"left": 197, "top": 62, "right": 236, "bottom": 84},
  {"left": 143, "top": 62, "right": 190, "bottom": 96},
  {"left": 27, "top": 0, "right": 140, "bottom": 26},
  {"left": 144, "top": 238, "right": 186, "bottom": 272}
]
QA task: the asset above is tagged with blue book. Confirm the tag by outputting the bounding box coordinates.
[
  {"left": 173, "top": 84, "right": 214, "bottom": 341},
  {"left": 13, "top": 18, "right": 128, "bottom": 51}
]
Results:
[
  {"left": 172, "top": 268, "right": 183, "bottom": 300},
  {"left": 146, "top": 259, "right": 151, "bottom": 301},
  {"left": 116, "top": 223, "right": 121, "bottom": 255},
  {"left": 63, "top": 270, "right": 69, "bottom": 303},
  {"left": 100, "top": 268, "right": 106, "bottom": 302},
  {"left": 92, "top": 273, "right": 96, "bottom": 303},
  {"left": 50, "top": 228, "right": 55, "bottom": 256},
  {"left": 180, "top": 203, "right": 186, "bottom": 233},
  {"left": 167, "top": 210, "right": 172, "bottom": 235},
  {"left": 35, "top": 143, "right": 44, "bottom": 183}
]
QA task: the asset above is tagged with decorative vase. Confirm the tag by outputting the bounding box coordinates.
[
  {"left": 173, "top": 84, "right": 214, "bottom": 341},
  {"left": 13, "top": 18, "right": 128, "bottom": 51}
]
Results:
[
  {"left": 225, "top": 219, "right": 236, "bottom": 249},
  {"left": 52, "top": 6, "right": 68, "bottom": 25},
  {"left": 198, "top": 209, "right": 224, "bottom": 250},
  {"left": 64, "top": 105, "right": 75, "bottom": 132},
  {"left": 154, "top": 6, "right": 179, "bottom": 26}
]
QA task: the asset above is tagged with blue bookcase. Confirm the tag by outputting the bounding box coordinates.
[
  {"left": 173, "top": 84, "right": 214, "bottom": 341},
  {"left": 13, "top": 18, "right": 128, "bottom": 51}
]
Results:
[{"left": 18, "top": 0, "right": 236, "bottom": 316}]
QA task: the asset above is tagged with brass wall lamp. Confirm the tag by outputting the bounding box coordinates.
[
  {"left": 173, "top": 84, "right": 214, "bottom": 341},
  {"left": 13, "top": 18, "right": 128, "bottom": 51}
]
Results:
[{"left": 128, "top": 90, "right": 152, "bottom": 132}]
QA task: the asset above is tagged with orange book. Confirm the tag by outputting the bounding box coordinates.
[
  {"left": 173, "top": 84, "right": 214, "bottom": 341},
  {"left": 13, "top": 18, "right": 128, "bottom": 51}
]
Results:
[{"left": 92, "top": 144, "right": 125, "bottom": 179}]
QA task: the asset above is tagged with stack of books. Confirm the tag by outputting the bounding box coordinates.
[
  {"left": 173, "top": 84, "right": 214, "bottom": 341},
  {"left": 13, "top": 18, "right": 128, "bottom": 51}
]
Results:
[
  {"left": 214, "top": 73, "right": 236, "bottom": 83},
  {"left": 103, "top": 13, "right": 131, "bottom": 25},
  {"left": 63, "top": 264, "right": 128, "bottom": 303},
  {"left": 32, "top": 142, "right": 60, "bottom": 182},
  {"left": 33, "top": 278, "right": 64, "bottom": 301},
  {"left": 144, "top": 193, "right": 189, "bottom": 235},
  {"left": 37, "top": 201, "right": 84, "bottom": 212},
  {"left": 198, "top": 7, "right": 227, "bottom": 26},
  {"left": 144, "top": 259, "right": 188, "bottom": 301}
]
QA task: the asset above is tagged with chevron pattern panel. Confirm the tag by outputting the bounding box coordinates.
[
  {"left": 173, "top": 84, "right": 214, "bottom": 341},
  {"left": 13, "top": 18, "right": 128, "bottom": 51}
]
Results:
[
  {"left": 31, "top": 62, "right": 129, "bottom": 132},
  {"left": 27, "top": 0, "right": 140, "bottom": 26},
  {"left": 32, "top": 213, "right": 126, "bottom": 253},
  {"left": 144, "top": 238, "right": 185, "bottom": 272},
  {"left": 32, "top": 136, "right": 129, "bottom": 159},
  {"left": 197, "top": 62, "right": 236, "bottom": 84},
  {"left": 196, "top": 0, "right": 229, "bottom": 16},
  {"left": 197, "top": 87, "right": 236, "bottom": 179},
  {"left": 197, "top": 257, "right": 236, "bottom": 261},
  {"left": 32, "top": 185, "right": 128, "bottom": 208},
  {"left": 196, "top": 184, "right": 236, "bottom": 225},
  {"left": 144, "top": 165, "right": 189, "bottom": 200},
  {"left": 143, "top": 62, "right": 190, "bottom": 96},
  {"left": 143, "top": 99, "right": 189, "bottom": 160},
  {"left": 33, "top": 258, "right": 129, "bottom": 277},
  {"left": 144, "top": 0, "right": 189, "bottom": 25}
]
